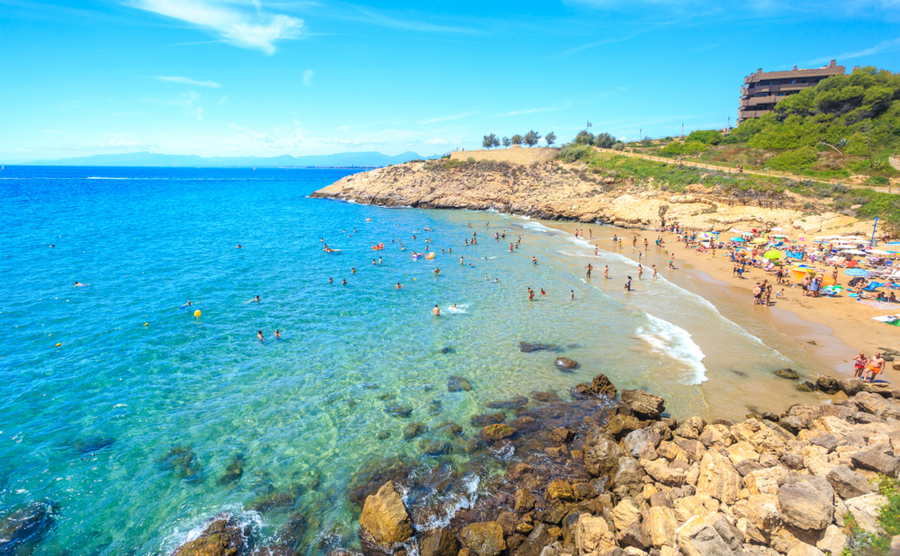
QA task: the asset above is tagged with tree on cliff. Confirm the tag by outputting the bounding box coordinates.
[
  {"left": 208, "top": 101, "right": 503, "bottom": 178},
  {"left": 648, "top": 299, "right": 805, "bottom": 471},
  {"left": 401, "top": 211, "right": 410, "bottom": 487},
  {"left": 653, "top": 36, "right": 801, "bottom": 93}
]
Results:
[
  {"left": 482, "top": 134, "right": 500, "bottom": 149},
  {"left": 502, "top": 137, "right": 511, "bottom": 147},
  {"left": 574, "top": 131, "right": 594, "bottom": 146},
  {"left": 511, "top": 134, "right": 524, "bottom": 146},
  {"left": 545, "top": 132, "right": 557, "bottom": 147},
  {"left": 595, "top": 132, "right": 616, "bottom": 149},
  {"left": 523, "top": 130, "right": 542, "bottom": 147}
]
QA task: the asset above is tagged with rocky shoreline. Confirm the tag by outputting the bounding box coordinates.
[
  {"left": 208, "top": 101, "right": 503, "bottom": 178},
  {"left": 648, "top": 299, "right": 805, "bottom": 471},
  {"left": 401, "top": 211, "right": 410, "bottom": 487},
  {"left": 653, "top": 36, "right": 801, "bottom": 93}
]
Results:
[{"left": 170, "top": 374, "right": 900, "bottom": 556}]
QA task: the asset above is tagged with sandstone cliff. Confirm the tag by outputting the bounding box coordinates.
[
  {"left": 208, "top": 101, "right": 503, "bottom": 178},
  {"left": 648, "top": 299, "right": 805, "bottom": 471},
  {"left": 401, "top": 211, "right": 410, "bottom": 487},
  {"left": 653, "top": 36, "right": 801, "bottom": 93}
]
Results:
[{"left": 311, "top": 157, "right": 874, "bottom": 236}]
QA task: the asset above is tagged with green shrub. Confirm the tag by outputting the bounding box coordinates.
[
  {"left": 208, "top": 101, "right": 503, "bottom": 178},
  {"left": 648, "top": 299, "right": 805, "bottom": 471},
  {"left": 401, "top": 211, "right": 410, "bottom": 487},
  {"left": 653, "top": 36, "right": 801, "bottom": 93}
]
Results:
[
  {"left": 869, "top": 175, "right": 890, "bottom": 185},
  {"left": 686, "top": 129, "right": 724, "bottom": 145},
  {"left": 842, "top": 476, "right": 900, "bottom": 556},
  {"left": 766, "top": 147, "right": 819, "bottom": 170},
  {"left": 612, "top": 142, "right": 625, "bottom": 151},
  {"left": 659, "top": 141, "right": 708, "bottom": 157},
  {"left": 556, "top": 145, "right": 594, "bottom": 163}
]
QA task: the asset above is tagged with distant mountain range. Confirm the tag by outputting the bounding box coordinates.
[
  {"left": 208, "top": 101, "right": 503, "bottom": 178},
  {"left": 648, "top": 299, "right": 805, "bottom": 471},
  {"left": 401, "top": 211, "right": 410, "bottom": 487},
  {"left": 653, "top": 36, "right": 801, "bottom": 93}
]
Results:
[{"left": 22, "top": 151, "right": 440, "bottom": 168}]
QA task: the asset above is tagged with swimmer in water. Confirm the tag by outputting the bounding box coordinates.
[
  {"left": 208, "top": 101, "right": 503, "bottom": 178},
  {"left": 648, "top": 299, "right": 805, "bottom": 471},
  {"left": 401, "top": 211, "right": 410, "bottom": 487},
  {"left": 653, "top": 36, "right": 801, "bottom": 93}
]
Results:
[
  {"left": 540, "top": 288, "right": 546, "bottom": 295},
  {"left": 652, "top": 265, "right": 658, "bottom": 279},
  {"left": 434, "top": 267, "right": 442, "bottom": 275},
  {"left": 451, "top": 303, "right": 457, "bottom": 311},
  {"left": 257, "top": 330, "right": 264, "bottom": 342},
  {"left": 570, "top": 290, "right": 575, "bottom": 300},
  {"left": 342, "top": 279, "right": 347, "bottom": 285},
  {"left": 275, "top": 329, "right": 281, "bottom": 339},
  {"left": 351, "top": 268, "right": 357, "bottom": 274},
  {"left": 372, "top": 259, "right": 377, "bottom": 265},
  {"left": 378, "top": 257, "right": 382, "bottom": 264},
  {"left": 460, "top": 257, "right": 464, "bottom": 265},
  {"left": 237, "top": 244, "right": 242, "bottom": 249},
  {"left": 532, "top": 256, "right": 538, "bottom": 265},
  {"left": 528, "top": 287, "right": 534, "bottom": 301},
  {"left": 493, "top": 278, "right": 498, "bottom": 283},
  {"left": 396, "top": 283, "right": 402, "bottom": 289},
  {"left": 329, "top": 277, "right": 333, "bottom": 283},
  {"left": 245, "top": 295, "right": 261, "bottom": 303},
  {"left": 74, "top": 281, "right": 88, "bottom": 287},
  {"left": 432, "top": 304, "right": 440, "bottom": 316}
]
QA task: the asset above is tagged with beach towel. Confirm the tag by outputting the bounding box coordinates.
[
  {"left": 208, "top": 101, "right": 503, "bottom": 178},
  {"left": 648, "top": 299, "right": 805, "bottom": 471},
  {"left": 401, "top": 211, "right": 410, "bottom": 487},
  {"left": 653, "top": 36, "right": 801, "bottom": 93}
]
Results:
[
  {"left": 859, "top": 300, "right": 898, "bottom": 309},
  {"left": 872, "top": 315, "right": 899, "bottom": 323}
]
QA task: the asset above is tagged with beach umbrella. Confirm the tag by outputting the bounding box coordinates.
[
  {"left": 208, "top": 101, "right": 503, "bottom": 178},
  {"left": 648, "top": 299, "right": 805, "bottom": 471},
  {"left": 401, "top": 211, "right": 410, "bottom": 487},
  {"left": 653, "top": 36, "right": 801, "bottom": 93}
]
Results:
[
  {"left": 752, "top": 237, "right": 768, "bottom": 244},
  {"left": 868, "top": 249, "right": 891, "bottom": 255},
  {"left": 764, "top": 250, "right": 783, "bottom": 260},
  {"left": 845, "top": 268, "right": 868, "bottom": 277},
  {"left": 729, "top": 228, "right": 743, "bottom": 233}
]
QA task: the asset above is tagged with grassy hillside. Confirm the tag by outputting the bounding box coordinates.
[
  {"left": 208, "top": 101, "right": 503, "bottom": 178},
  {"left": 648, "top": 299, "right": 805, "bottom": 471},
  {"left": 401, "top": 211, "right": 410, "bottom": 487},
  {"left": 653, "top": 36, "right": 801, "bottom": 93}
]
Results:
[
  {"left": 555, "top": 145, "right": 900, "bottom": 229},
  {"left": 627, "top": 66, "right": 900, "bottom": 183}
]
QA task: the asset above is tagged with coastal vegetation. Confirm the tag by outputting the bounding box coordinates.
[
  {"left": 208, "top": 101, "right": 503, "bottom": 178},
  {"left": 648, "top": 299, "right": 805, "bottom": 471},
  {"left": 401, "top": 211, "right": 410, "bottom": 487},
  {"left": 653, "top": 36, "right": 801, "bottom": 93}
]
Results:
[
  {"left": 482, "top": 131, "right": 549, "bottom": 148},
  {"left": 624, "top": 66, "right": 900, "bottom": 180}
]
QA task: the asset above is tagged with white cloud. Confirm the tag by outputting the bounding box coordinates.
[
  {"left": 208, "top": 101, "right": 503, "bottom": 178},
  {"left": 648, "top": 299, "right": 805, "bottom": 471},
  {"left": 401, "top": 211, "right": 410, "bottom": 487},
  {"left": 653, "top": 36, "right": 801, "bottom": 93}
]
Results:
[
  {"left": 425, "top": 138, "right": 452, "bottom": 145},
  {"left": 157, "top": 75, "right": 222, "bottom": 87},
  {"left": 196, "top": 107, "right": 205, "bottom": 120},
  {"left": 131, "top": 0, "right": 303, "bottom": 54},
  {"left": 804, "top": 37, "right": 900, "bottom": 66},
  {"left": 302, "top": 69, "right": 314, "bottom": 86},
  {"left": 419, "top": 111, "right": 479, "bottom": 125},
  {"left": 163, "top": 91, "right": 201, "bottom": 106}
]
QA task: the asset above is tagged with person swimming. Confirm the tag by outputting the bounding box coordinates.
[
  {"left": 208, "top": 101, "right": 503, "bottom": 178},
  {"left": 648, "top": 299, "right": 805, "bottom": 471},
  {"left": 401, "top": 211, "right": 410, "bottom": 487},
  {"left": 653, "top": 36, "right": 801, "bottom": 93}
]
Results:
[
  {"left": 434, "top": 267, "right": 442, "bottom": 275},
  {"left": 74, "top": 281, "right": 88, "bottom": 287},
  {"left": 532, "top": 256, "right": 538, "bottom": 265},
  {"left": 341, "top": 279, "right": 347, "bottom": 285},
  {"left": 432, "top": 304, "right": 440, "bottom": 316},
  {"left": 180, "top": 301, "right": 193, "bottom": 309},
  {"left": 236, "top": 244, "right": 242, "bottom": 249},
  {"left": 257, "top": 330, "right": 264, "bottom": 342},
  {"left": 396, "top": 283, "right": 402, "bottom": 289},
  {"left": 245, "top": 295, "right": 261, "bottom": 303},
  {"left": 275, "top": 329, "right": 281, "bottom": 339},
  {"left": 329, "top": 277, "right": 333, "bottom": 283}
]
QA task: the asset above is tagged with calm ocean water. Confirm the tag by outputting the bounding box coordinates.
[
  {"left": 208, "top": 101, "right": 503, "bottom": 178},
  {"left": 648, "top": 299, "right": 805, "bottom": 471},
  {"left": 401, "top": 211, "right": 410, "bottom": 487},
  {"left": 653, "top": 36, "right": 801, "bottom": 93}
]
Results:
[{"left": 0, "top": 166, "right": 819, "bottom": 555}]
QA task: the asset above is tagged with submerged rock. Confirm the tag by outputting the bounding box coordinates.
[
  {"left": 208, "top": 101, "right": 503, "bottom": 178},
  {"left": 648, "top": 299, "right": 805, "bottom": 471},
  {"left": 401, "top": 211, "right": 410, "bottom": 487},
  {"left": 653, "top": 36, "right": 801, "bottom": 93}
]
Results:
[
  {"left": 485, "top": 396, "right": 528, "bottom": 410},
  {"left": 572, "top": 374, "right": 618, "bottom": 399},
  {"left": 519, "top": 342, "right": 562, "bottom": 353},
  {"left": 773, "top": 368, "right": 799, "bottom": 380},
  {"left": 384, "top": 405, "right": 413, "bottom": 419},
  {"left": 555, "top": 357, "right": 579, "bottom": 371},
  {"left": 173, "top": 514, "right": 250, "bottom": 556},
  {"left": 447, "top": 376, "right": 472, "bottom": 392},
  {"left": 71, "top": 436, "right": 115, "bottom": 455},
  {"left": 471, "top": 412, "right": 506, "bottom": 427},
  {"left": 479, "top": 424, "right": 516, "bottom": 443},
  {"left": 0, "top": 501, "right": 57, "bottom": 556},
  {"left": 427, "top": 400, "right": 442, "bottom": 415},
  {"left": 529, "top": 390, "right": 562, "bottom": 403},
  {"left": 218, "top": 454, "right": 244, "bottom": 486},
  {"left": 348, "top": 456, "right": 416, "bottom": 506},
  {"left": 419, "top": 439, "right": 451, "bottom": 456},
  {"left": 161, "top": 446, "right": 203, "bottom": 482},
  {"left": 403, "top": 422, "right": 428, "bottom": 441},
  {"left": 375, "top": 431, "right": 391, "bottom": 441},
  {"left": 435, "top": 421, "right": 463, "bottom": 437},
  {"left": 359, "top": 481, "right": 413, "bottom": 547}
]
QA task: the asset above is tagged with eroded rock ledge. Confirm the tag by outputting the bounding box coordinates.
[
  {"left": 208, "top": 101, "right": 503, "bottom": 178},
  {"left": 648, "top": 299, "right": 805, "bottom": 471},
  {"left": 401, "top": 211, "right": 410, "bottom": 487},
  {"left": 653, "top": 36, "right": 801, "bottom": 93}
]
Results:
[{"left": 174, "top": 375, "right": 900, "bottom": 556}]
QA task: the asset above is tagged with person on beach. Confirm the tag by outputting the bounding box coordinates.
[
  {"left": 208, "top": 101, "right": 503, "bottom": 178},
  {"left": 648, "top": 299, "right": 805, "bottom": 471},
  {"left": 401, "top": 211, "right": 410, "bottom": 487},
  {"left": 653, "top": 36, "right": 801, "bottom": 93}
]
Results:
[
  {"left": 604, "top": 265, "right": 609, "bottom": 279},
  {"left": 864, "top": 353, "right": 886, "bottom": 382},
  {"left": 853, "top": 352, "right": 867, "bottom": 378},
  {"left": 570, "top": 290, "right": 575, "bottom": 300},
  {"left": 638, "top": 265, "right": 643, "bottom": 279},
  {"left": 652, "top": 265, "right": 658, "bottom": 279},
  {"left": 765, "top": 284, "right": 773, "bottom": 307},
  {"left": 624, "top": 276, "right": 632, "bottom": 291},
  {"left": 585, "top": 263, "right": 593, "bottom": 278},
  {"left": 432, "top": 304, "right": 441, "bottom": 316},
  {"left": 528, "top": 287, "right": 534, "bottom": 301},
  {"left": 257, "top": 331, "right": 264, "bottom": 342},
  {"left": 532, "top": 256, "right": 538, "bottom": 265},
  {"left": 668, "top": 258, "right": 675, "bottom": 270},
  {"left": 595, "top": 247, "right": 599, "bottom": 256},
  {"left": 644, "top": 238, "right": 649, "bottom": 251},
  {"left": 753, "top": 283, "right": 762, "bottom": 305}
]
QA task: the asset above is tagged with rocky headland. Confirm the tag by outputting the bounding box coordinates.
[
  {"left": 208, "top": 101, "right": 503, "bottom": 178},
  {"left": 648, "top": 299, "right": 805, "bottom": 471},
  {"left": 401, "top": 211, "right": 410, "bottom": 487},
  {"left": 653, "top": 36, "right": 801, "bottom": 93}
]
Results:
[
  {"left": 166, "top": 373, "right": 900, "bottom": 556},
  {"left": 310, "top": 152, "right": 873, "bottom": 236}
]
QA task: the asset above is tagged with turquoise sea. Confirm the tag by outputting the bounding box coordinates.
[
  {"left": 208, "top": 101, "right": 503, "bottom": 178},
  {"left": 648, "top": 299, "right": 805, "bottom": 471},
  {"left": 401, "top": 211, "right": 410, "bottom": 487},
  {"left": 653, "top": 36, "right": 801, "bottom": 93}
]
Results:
[{"left": 0, "top": 166, "right": 822, "bottom": 555}]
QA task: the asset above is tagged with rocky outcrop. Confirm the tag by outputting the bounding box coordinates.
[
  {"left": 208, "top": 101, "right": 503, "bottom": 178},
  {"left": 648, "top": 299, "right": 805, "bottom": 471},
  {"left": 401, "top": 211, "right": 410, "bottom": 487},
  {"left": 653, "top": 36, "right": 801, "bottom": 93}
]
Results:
[
  {"left": 173, "top": 515, "right": 250, "bottom": 556},
  {"left": 311, "top": 156, "right": 876, "bottom": 235},
  {"left": 359, "top": 481, "right": 413, "bottom": 547},
  {"left": 0, "top": 501, "right": 57, "bottom": 556}
]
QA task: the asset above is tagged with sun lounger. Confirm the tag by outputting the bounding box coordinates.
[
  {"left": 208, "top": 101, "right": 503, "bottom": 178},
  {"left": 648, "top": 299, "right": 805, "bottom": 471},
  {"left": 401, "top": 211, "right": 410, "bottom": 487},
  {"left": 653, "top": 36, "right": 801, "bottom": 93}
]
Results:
[{"left": 863, "top": 282, "right": 883, "bottom": 292}]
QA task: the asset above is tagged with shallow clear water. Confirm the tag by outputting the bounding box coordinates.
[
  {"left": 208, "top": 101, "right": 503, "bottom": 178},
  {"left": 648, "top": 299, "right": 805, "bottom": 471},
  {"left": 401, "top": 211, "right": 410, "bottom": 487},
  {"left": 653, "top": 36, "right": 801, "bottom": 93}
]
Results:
[{"left": 0, "top": 167, "right": 819, "bottom": 555}]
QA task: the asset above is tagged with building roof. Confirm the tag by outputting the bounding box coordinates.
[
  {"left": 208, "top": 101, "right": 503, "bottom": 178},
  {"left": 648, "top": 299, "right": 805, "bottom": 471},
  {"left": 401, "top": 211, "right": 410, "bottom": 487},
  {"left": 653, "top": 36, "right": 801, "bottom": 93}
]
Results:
[{"left": 744, "top": 61, "right": 845, "bottom": 84}]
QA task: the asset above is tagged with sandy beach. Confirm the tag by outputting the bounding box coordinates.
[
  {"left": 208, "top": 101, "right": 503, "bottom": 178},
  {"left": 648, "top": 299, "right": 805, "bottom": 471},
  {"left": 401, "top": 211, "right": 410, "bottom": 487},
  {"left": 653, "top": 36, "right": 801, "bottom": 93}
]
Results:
[{"left": 543, "top": 220, "right": 898, "bottom": 389}]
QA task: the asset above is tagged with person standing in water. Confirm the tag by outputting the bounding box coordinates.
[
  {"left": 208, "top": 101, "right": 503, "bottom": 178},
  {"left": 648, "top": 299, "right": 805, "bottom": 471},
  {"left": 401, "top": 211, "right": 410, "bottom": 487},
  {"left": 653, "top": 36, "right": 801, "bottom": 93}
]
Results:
[
  {"left": 570, "top": 290, "right": 575, "bottom": 300},
  {"left": 604, "top": 265, "right": 609, "bottom": 279},
  {"left": 652, "top": 265, "right": 658, "bottom": 279},
  {"left": 625, "top": 276, "right": 632, "bottom": 291},
  {"left": 638, "top": 265, "right": 643, "bottom": 279},
  {"left": 275, "top": 330, "right": 281, "bottom": 339},
  {"left": 585, "top": 263, "right": 593, "bottom": 278},
  {"left": 432, "top": 304, "right": 441, "bottom": 316},
  {"left": 257, "top": 331, "right": 264, "bottom": 342}
]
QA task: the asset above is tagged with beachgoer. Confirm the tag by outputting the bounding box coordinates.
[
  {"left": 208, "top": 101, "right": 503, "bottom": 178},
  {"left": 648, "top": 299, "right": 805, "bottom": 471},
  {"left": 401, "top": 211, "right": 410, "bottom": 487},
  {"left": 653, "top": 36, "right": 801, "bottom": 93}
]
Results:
[
  {"left": 433, "top": 267, "right": 441, "bottom": 275},
  {"left": 853, "top": 352, "right": 867, "bottom": 378},
  {"left": 528, "top": 287, "right": 534, "bottom": 301},
  {"left": 644, "top": 238, "right": 649, "bottom": 251},
  {"left": 351, "top": 267, "right": 357, "bottom": 274},
  {"left": 372, "top": 259, "right": 377, "bottom": 265},
  {"left": 341, "top": 279, "right": 347, "bottom": 285},
  {"left": 237, "top": 244, "right": 242, "bottom": 248},
  {"left": 532, "top": 256, "right": 538, "bottom": 265},
  {"left": 864, "top": 353, "right": 885, "bottom": 382},
  {"left": 275, "top": 329, "right": 281, "bottom": 339},
  {"left": 329, "top": 277, "right": 333, "bottom": 283},
  {"left": 594, "top": 247, "right": 598, "bottom": 256},
  {"left": 753, "top": 283, "right": 762, "bottom": 305},
  {"left": 432, "top": 304, "right": 440, "bottom": 316},
  {"left": 378, "top": 257, "right": 382, "bottom": 264},
  {"left": 585, "top": 263, "right": 593, "bottom": 277},
  {"left": 668, "top": 258, "right": 675, "bottom": 270},
  {"left": 570, "top": 290, "right": 574, "bottom": 300},
  {"left": 540, "top": 288, "right": 546, "bottom": 295},
  {"left": 257, "top": 331, "right": 264, "bottom": 342},
  {"left": 652, "top": 265, "right": 657, "bottom": 279},
  {"left": 604, "top": 265, "right": 609, "bottom": 279},
  {"left": 638, "top": 265, "right": 643, "bottom": 279},
  {"left": 396, "top": 283, "right": 402, "bottom": 289},
  {"left": 74, "top": 281, "right": 87, "bottom": 287},
  {"left": 625, "top": 276, "right": 632, "bottom": 292},
  {"left": 460, "top": 257, "right": 464, "bottom": 265}
]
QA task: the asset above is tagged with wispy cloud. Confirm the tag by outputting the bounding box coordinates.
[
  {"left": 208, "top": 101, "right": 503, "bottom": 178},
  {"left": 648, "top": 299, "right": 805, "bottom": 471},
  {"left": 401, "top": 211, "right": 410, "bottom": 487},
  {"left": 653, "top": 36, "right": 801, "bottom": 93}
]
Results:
[
  {"left": 130, "top": 0, "right": 303, "bottom": 54},
  {"left": 156, "top": 75, "right": 222, "bottom": 88},
  {"left": 419, "top": 111, "right": 479, "bottom": 125},
  {"left": 348, "top": 8, "right": 479, "bottom": 34},
  {"left": 491, "top": 105, "right": 570, "bottom": 117},
  {"left": 302, "top": 69, "right": 314, "bottom": 86},
  {"left": 804, "top": 37, "right": 900, "bottom": 66}
]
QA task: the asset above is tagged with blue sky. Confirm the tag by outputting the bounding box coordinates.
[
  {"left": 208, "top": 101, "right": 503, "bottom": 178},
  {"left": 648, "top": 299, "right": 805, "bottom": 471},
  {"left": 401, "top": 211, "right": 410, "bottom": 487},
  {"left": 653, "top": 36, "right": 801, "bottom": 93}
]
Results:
[{"left": 2, "top": 0, "right": 899, "bottom": 161}]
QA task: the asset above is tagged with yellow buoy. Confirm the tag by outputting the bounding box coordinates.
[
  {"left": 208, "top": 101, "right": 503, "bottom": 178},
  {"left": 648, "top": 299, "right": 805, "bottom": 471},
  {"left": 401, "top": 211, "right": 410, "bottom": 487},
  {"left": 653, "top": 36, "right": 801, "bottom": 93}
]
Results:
[
  {"left": 144, "top": 323, "right": 149, "bottom": 326},
  {"left": 55, "top": 343, "right": 61, "bottom": 347},
  {"left": 194, "top": 310, "right": 201, "bottom": 318}
]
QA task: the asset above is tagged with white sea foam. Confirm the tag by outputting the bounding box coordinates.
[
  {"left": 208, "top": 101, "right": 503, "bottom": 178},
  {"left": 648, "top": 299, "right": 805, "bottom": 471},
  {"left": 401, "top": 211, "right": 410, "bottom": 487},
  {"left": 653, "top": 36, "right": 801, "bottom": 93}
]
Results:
[
  {"left": 636, "top": 313, "right": 709, "bottom": 385},
  {"left": 160, "top": 506, "right": 263, "bottom": 556},
  {"left": 87, "top": 177, "right": 128, "bottom": 180},
  {"left": 520, "top": 221, "right": 554, "bottom": 233},
  {"left": 414, "top": 474, "right": 481, "bottom": 532},
  {"left": 446, "top": 304, "right": 469, "bottom": 314}
]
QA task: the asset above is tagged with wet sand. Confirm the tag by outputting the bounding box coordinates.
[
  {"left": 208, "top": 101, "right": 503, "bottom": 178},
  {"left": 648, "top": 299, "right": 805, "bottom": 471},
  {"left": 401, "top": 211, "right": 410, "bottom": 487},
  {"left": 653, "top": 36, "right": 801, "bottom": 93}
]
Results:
[{"left": 540, "top": 220, "right": 896, "bottom": 418}]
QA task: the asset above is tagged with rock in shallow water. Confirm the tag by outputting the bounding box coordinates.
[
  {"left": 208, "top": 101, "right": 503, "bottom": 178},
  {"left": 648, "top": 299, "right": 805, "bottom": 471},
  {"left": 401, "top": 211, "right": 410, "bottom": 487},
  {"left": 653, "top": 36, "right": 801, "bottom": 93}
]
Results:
[
  {"left": 447, "top": 376, "right": 472, "bottom": 392},
  {"left": 0, "top": 501, "right": 58, "bottom": 556},
  {"left": 555, "top": 357, "right": 579, "bottom": 371},
  {"left": 518, "top": 342, "right": 562, "bottom": 353},
  {"left": 359, "top": 481, "right": 413, "bottom": 547},
  {"left": 479, "top": 424, "right": 516, "bottom": 443},
  {"left": 773, "top": 368, "right": 799, "bottom": 380},
  {"left": 621, "top": 389, "right": 665, "bottom": 419},
  {"left": 173, "top": 514, "right": 250, "bottom": 556}
]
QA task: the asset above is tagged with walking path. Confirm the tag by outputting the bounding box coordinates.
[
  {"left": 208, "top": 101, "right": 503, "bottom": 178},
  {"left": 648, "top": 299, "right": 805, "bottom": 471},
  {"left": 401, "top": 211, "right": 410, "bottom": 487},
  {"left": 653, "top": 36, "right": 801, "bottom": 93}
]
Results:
[{"left": 594, "top": 147, "right": 896, "bottom": 193}]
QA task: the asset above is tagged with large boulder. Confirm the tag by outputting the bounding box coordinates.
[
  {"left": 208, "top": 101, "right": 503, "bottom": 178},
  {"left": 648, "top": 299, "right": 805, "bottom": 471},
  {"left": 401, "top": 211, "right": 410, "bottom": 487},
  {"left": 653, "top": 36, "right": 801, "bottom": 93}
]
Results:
[
  {"left": 697, "top": 450, "right": 742, "bottom": 505},
  {"left": 0, "top": 501, "right": 57, "bottom": 556},
  {"left": 646, "top": 507, "right": 677, "bottom": 549},
  {"left": 573, "top": 374, "right": 618, "bottom": 399},
  {"left": 773, "top": 368, "right": 799, "bottom": 380},
  {"left": 583, "top": 428, "right": 624, "bottom": 477},
  {"left": 623, "top": 428, "right": 661, "bottom": 460},
  {"left": 621, "top": 389, "right": 666, "bottom": 420},
  {"left": 777, "top": 475, "right": 834, "bottom": 532},
  {"left": 844, "top": 494, "right": 888, "bottom": 534},
  {"left": 851, "top": 449, "right": 899, "bottom": 477},
  {"left": 515, "top": 523, "right": 554, "bottom": 556},
  {"left": 173, "top": 515, "right": 250, "bottom": 556},
  {"left": 359, "top": 481, "right": 413, "bottom": 546},
  {"left": 826, "top": 465, "right": 873, "bottom": 500},
  {"left": 573, "top": 514, "right": 616, "bottom": 555},
  {"left": 556, "top": 357, "right": 579, "bottom": 371},
  {"left": 815, "top": 376, "right": 841, "bottom": 395},
  {"left": 642, "top": 459, "right": 686, "bottom": 487},
  {"left": 460, "top": 522, "right": 506, "bottom": 556},
  {"left": 420, "top": 528, "right": 460, "bottom": 556},
  {"left": 479, "top": 424, "right": 516, "bottom": 443}
]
